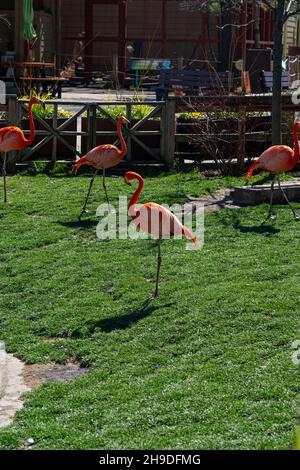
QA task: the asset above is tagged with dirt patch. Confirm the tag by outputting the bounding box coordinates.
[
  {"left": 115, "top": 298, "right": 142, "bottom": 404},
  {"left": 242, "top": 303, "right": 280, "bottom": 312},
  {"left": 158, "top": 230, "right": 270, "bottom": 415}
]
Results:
[
  {"left": 23, "top": 362, "right": 87, "bottom": 389},
  {"left": 1, "top": 339, "right": 87, "bottom": 428}
]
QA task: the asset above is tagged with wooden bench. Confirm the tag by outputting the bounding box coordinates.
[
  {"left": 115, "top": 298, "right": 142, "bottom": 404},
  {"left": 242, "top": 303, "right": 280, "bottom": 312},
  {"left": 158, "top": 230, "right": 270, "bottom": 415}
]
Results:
[
  {"left": 156, "top": 69, "right": 234, "bottom": 100},
  {"left": 261, "top": 70, "right": 291, "bottom": 93},
  {"left": 0, "top": 76, "right": 66, "bottom": 98}
]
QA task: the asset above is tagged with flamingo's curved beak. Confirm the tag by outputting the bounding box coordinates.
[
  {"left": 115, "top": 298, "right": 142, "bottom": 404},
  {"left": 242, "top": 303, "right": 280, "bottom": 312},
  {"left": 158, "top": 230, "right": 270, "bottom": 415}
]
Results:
[
  {"left": 72, "top": 163, "right": 79, "bottom": 175},
  {"left": 36, "top": 99, "right": 46, "bottom": 110},
  {"left": 72, "top": 156, "right": 88, "bottom": 175}
]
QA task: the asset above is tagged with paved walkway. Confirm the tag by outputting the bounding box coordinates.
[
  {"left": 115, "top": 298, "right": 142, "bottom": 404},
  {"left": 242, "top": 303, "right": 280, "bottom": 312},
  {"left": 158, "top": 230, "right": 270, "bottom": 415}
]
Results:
[
  {"left": 0, "top": 342, "right": 29, "bottom": 428},
  {"left": 61, "top": 87, "right": 155, "bottom": 102},
  {"left": 186, "top": 188, "right": 241, "bottom": 214}
]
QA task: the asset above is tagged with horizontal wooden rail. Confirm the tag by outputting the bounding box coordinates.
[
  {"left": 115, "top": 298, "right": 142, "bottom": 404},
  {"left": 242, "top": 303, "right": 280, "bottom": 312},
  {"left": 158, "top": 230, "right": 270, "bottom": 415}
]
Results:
[{"left": 176, "top": 132, "right": 290, "bottom": 143}]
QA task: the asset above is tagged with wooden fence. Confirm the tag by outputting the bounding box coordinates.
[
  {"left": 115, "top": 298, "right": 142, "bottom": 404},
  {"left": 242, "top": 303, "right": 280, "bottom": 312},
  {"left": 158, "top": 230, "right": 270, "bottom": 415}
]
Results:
[
  {"left": 174, "top": 93, "right": 299, "bottom": 171},
  {"left": 1, "top": 94, "right": 299, "bottom": 172},
  {"left": 3, "top": 97, "right": 175, "bottom": 171}
]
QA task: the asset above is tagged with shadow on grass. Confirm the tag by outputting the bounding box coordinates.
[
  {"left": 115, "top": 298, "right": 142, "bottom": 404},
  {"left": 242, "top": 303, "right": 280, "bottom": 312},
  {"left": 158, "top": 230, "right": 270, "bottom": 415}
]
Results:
[
  {"left": 216, "top": 210, "right": 280, "bottom": 236},
  {"left": 71, "top": 299, "right": 174, "bottom": 337},
  {"left": 58, "top": 219, "right": 97, "bottom": 230},
  {"left": 234, "top": 221, "right": 280, "bottom": 235},
  {"left": 231, "top": 211, "right": 280, "bottom": 236}
]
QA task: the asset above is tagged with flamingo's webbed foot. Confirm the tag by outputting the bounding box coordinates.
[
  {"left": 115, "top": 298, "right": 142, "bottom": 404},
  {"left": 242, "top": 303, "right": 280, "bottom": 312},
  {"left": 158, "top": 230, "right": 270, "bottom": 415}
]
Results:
[
  {"left": 149, "top": 291, "right": 158, "bottom": 300},
  {"left": 78, "top": 208, "right": 89, "bottom": 220}
]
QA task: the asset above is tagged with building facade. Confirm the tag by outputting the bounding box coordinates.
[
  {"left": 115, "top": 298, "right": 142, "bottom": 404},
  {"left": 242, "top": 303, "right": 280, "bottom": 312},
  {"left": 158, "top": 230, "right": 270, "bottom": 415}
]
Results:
[{"left": 1, "top": 1, "right": 300, "bottom": 77}]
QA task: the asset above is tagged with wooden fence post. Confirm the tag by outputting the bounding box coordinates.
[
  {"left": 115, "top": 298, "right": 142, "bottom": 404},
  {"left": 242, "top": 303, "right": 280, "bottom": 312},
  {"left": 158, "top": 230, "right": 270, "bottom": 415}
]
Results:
[
  {"left": 113, "top": 54, "right": 119, "bottom": 86},
  {"left": 126, "top": 103, "right": 132, "bottom": 161},
  {"left": 52, "top": 103, "right": 58, "bottom": 162},
  {"left": 7, "top": 96, "right": 19, "bottom": 174},
  {"left": 88, "top": 104, "right": 97, "bottom": 151},
  {"left": 162, "top": 98, "right": 176, "bottom": 169},
  {"left": 237, "top": 105, "right": 246, "bottom": 173}
]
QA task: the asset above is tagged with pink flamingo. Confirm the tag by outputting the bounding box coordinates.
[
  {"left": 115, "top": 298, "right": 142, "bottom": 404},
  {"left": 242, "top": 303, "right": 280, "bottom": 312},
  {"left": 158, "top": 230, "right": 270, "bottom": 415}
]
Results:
[
  {"left": 0, "top": 97, "right": 45, "bottom": 203},
  {"left": 125, "top": 172, "right": 200, "bottom": 298},
  {"left": 246, "top": 122, "right": 300, "bottom": 220},
  {"left": 72, "top": 115, "right": 129, "bottom": 219}
]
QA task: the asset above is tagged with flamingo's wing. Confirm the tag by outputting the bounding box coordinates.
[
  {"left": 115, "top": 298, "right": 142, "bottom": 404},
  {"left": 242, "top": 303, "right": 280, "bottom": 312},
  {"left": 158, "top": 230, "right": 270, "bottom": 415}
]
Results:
[
  {"left": 0, "top": 127, "right": 24, "bottom": 152},
  {"left": 135, "top": 202, "right": 185, "bottom": 239},
  {"left": 86, "top": 145, "right": 121, "bottom": 169},
  {"left": 259, "top": 145, "right": 294, "bottom": 173}
]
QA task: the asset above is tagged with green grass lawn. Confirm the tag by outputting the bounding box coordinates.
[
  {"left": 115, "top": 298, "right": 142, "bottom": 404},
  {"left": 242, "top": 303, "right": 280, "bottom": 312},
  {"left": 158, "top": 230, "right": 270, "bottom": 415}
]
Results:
[{"left": 0, "top": 169, "right": 299, "bottom": 450}]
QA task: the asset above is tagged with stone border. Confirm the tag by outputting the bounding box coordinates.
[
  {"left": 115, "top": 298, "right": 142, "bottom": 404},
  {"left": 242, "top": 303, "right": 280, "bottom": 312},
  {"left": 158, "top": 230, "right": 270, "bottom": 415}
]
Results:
[
  {"left": 187, "top": 181, "right": 300, "bottom": 213},
  {"left": 231, "top": 181, "right": 300, "bottom": 206}
]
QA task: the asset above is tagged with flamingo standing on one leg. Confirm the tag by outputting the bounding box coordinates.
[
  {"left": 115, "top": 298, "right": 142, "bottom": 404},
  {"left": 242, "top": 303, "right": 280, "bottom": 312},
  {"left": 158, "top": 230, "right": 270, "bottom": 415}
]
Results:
[
  {"left": 246, "top": 122, "right": 300, "bottom": 220},
  {"left": 0, "top": 97, "right": 45, "bottom": 203},
  {"left": 72, "top": 115, "right": 129, "bottom": 219},
  {"left": 125, "top": 172, "right": 200, "bottom": 298}
]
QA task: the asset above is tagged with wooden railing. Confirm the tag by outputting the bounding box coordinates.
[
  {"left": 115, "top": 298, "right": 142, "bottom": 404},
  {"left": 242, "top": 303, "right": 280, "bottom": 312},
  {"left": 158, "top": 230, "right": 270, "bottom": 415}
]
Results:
[
  {"left": 1, "top": 94, "right": 300, "bottom": 173},
  {"left": 9, "top": 98, "right": 175, "bottom": 168},
  {"left": 173, "top": 93, "right": 299, "bottom": 170}
]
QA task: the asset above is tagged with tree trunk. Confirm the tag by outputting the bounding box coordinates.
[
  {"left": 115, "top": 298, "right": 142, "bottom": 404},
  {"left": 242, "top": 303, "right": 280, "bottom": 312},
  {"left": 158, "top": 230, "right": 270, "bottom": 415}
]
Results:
[
  {"left": 272, "top": 0, "right": 285, "bottom": 145},
  {"left": 253, "top": 0, "right": 261, "bottom": 48},
  {"left": 220, "top": 1, "right": 233, "bottom": 71},
  {"left": 206, "top": 10, "right": 217, "bottom": 63}
]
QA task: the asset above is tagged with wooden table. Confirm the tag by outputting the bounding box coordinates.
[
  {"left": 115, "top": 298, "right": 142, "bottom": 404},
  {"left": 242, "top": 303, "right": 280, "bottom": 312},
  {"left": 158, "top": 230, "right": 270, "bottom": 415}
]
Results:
[
  {"left": 12, "top": 62, "right": 56, "bottom": 78},
  {"left": 13, "top": 62, "right": 55, "bottom": 67},
  {"left": 1, "top": 62, "right": 67, "bottom": 98}
]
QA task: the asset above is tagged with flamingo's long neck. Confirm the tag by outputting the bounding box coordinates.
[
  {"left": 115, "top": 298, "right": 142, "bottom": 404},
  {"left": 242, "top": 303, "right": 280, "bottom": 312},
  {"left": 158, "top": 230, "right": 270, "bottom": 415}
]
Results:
[
  {"left": 293, "top": 124, "right": 300, "bottom": 161},
  {"left": 117, "top": 121, "right": 127, "bottom": 159},
  {"left": 128, "top": 175, "right": 144, "bottom": 217},
  {"left": 24, "top": 100, "right": 36, "bottom": 147}
]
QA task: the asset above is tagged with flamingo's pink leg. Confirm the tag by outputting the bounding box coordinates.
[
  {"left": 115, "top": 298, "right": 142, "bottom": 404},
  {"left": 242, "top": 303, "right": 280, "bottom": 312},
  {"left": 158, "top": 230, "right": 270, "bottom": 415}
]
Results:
[
  {"left": 79, "top": 169, "right": 99, "bottom": 220},
  {"left": 153, "top": 239, "right": 162, "bottom": 298},
  {"left": 267, "top": 175, "right": 276, "bottom": 220},
  {"left": 2, "top": 153, "right": 7, "bottom": 204},
  {"left": 102, "top": 168, "right": 110, "bottom": 206},
  {"left": 277, "top": 176, "right": 300, "bottom": 221}
]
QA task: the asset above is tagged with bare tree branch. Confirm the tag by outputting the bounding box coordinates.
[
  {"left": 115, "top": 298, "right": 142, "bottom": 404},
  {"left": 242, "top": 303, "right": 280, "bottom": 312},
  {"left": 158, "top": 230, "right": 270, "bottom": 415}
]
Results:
[{"left": 0, "top": 14, "right": 11, "bottom": 29}]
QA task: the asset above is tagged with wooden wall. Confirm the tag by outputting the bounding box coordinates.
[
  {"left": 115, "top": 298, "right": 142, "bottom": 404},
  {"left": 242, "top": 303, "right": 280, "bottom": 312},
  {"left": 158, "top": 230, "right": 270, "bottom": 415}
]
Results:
[
  {"left": 60, "top": 0, "right": 85, "bottom": 60},
  {"left": 0, "top": 10, "right": 15, "bottom": 54},
  {"left": 284, "top": 16, "right": 299, "bottom": 57},
  {"left": 60, "top": 0, "right": 218, "bottom": 72},
  {"left": 34, "top": 11, "right": 54, "bottom": 62}
]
